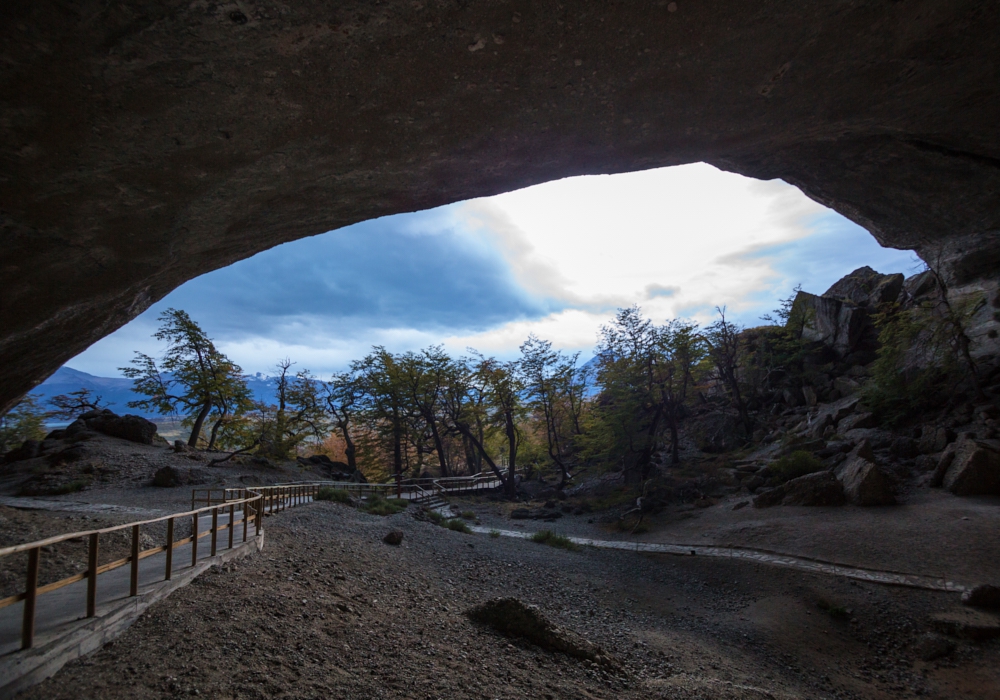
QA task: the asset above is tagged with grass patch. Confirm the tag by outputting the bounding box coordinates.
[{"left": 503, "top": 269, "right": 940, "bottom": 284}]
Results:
[
  {"left": 459, "top": 510, "right": 477, "bottom": 521},
  {"left": 362, "top": 495, "right": 408, "bottom": 516},
  {"left": 770, "top": 450, "right": 825, "bottom": 483},
  {"left": 529, "top": 530, "right": 579, "bottom": 551},
  {"left": 316, "top": 487, "right": 352, "bottom": 503},
  {"left": 816, "top": 599, "right": 852, "bottom": 620},
  {"left": 616, "top": 517, "right": 649, "bottom": 534},
  {"left": 444, "top": 518, "right": 472, "bottom": 533},
  {"left": 489, "top": 529, "right": 501, "bottom": 538},
  {"left": 426, "top": 509, "right": 445, "bottom": 525}
]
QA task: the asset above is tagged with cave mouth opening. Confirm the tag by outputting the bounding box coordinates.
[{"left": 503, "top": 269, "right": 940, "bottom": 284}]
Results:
[{"left": 60, "top": 163, "right": 917, "bottom": 384}]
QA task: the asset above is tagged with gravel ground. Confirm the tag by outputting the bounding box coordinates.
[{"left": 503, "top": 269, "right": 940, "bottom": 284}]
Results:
[{"left": 19, "top": 501, "right": 1000, "bottom": 700}]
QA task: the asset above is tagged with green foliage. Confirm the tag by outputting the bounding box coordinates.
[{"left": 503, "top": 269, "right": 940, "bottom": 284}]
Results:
[
  {"left": 589, "top": 307, "right": 704, "bottom": 480},
  {"left": 361, "top": 494, "right": 408, "bottom": 516},
  {"left": 0, "top": 394, "right": 47, "bottom": 454},
  {"left": 426, "top": 509, "right": 445, "bottom": 524},
  {"left": 529, "top": 530, "right": 580, "bottom": 550},
  {"left": 770, "top": 450, "right": 824, "bottom": 483},
  {"left": 121, "top": 309, "right": 251, "bottom": 448},
  {"left": 316, "top": 487, "right": 352, "bottom": 503},
  {"left": 459, "top": 510, "right": 477, "bottom": 520},
  {"left": 489, "top": 529, "right": 501, "bottom": 538},
  {"left": 444, "top": 518, "right": 471, "bottom": 533}
]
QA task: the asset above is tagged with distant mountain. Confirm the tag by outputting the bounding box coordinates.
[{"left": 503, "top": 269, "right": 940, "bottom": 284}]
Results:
[{"left": 33, "top": 367, "right": 282, "bottom": 419}]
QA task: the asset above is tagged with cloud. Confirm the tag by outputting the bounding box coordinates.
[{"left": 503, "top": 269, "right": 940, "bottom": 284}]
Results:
[{"left": 66, "top": 163, "right": 918, "bottom": 378}]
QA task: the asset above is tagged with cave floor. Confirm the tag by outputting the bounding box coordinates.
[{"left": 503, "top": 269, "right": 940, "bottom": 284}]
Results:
[{"left": 19, "top": 501, "right": 1000, "bottom": 700}]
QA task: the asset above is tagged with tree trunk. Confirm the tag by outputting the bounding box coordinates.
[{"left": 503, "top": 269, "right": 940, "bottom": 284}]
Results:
[
  {"left": 504, "top": 410, "right": 517, "bottom": 498},
  {"left": 207, "top": 415, "right": 224, "bottom": 451},
  {"left": 669, "top": 419, "right": 680, "bottom": 466},
  {"left": 339, "top": 423, "right": 357, "bottom": 472},
  {"left": 188, "top": 400, "right": 212, "bottom": 447},
  {"left": 392, "top": 411, "right": 403, "bottom": 481},
  {"left": 428, "top": 417, "right": 450, "bottom": 477}
]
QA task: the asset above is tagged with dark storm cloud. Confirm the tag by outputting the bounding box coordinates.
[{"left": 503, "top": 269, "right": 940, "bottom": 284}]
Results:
[{"left": 156, "top": 207, "right": 556, "bottom": 339}]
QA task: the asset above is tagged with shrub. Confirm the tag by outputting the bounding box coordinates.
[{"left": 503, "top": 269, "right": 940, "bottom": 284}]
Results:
[
  {"left": 770, "top": 450, "right": 824, "bottom": 483},
  {"left": 445, "top": 518, "right": 471, "bottom": 533},
  {"left": 362, "top": 494, "right": 408, "bottom": 516},
  {"left": 426, "top": 509, "right": 445, "bottom": 524},
  {"left": 529, "top": 530, "right": 579, "bottom": 551},
  {"left": 316, "top": 487, "right": 351, "bottom": 503},
  {"left": 489, "top": 529, "right": 501, "bottom": 538}
]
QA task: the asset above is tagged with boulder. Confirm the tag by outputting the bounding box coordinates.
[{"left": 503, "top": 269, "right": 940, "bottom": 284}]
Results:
[
  {"left": 904, "top": 270, "right": 937, "bottom": 299},
  {"left": 942, "top": 439, "right": 1000, "bottom": 496},
  {"left": 836, "top": 452, "right": 896, "bottom": 506},
  {"left": 838, "top": 412, "right": 876, "bottom": 432},
  {"left": 823, "top": 266, "right": 904, "bottom": 307},
  {"left": 929, "top": 609, "right": 1000, "bottom": 641},
  {"left": 753, "top": 470, "right": 845, "bottom": 508},
  {"left": 2, "top": 439, "right": 41, "bottom": 463},
  {"left": 918, "top": 425, "right": 954, "bottom": 454},
  {"left": 383, "top": 530, "right": 404, "bottom": 546},
  {"left": 152, "top": 465, "right": 207, "bottom": 487},
  {"left": 911, "top": 633, "right": 956, "bottom": 662},
  {"left": 889, "top": 437, "right": 920, "bottom": 459},
  {"left": 801, "top": 386, "right": 818, "bottom": 407},
  {"left": 466, "top": 598, "right": 613, "bottom": 665},
  {"left": 962, "top": 584, "right": 1000, "bottom": 610},
  {"left": 791, "top": 292, "right": 870, "bottom": 357},
  {"left": 82, "top": 410, "right": 157, "bottom": 444},
  {"left": 690, "top": 412, "right": 745, "bottom": 453},
  {"left": 152, "top": 466, "right": 185, "bottom": 487}
]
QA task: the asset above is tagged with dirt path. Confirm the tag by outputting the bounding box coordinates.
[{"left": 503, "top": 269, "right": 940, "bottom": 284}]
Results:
[{"left": 20, "top": 502, "right": 1000, "bottom": 700}]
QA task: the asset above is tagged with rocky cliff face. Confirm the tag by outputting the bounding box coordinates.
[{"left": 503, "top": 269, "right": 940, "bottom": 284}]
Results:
[{"left": 3, "top": 1, "right": 1000, "bottom": 412}]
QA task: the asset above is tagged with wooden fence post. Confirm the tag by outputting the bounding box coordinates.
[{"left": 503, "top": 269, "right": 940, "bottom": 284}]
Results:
[
  {"left": 242, "top": 502, "right": 248, "bottom": 542},
  {"left": 192, "top": 512, "right": 199, "bottom": 567},
  {"left": 130, "top": 524, "right": 140, "bottom": 597},
  {"left": 211, "top": 507, "right": 218, "bottom": 557},
  {"left": 165, "top": 518, "right": 174, "bottom": 581},
  {"left": 228, "top": 504, "right": 235, "bottom": 549},
  {"left": 21, "top": 547, "right": 40, "bottom": 649},
  {"left": 87, "top": 533, "right": 98, "bottom": 617}
]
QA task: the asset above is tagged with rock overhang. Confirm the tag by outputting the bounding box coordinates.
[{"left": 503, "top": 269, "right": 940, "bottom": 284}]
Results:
[{"left": 2, "top": 0, "right": 1000, "bottom": 412}]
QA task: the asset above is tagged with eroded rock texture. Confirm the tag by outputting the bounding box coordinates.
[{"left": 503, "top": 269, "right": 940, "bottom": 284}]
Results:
[{"left": 2, "top": 1, "right": 1000, "bottom": 411}]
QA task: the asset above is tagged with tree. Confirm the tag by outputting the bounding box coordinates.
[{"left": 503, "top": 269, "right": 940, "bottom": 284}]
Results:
[
  {"left": 353, "top": 347, "right": 408, "bottom": 482},
  {"left": 0, "top": 394, "right": 47, "bottom": 454},
  {"left": 324, "top": 371, "right": 365, "bottom": 473},
  {"left": 258, "top": 359, "right": 328, "bottom": 459},
  {"left": 46, "top": 389, "right": 108, "bottom": 421},
  {"left": 121, "top": 309, "right": 250, "bottom": 448},
  {"left": 519, "top": 335, "right": 587, "bottom": 488},
  {"left": 703, "top": 307, "right": 754, "bottom": 436},
  {"left": 397, "top": 346, "right": 455, "bottom": 477},
  {"left": 475, "top": 355, "right": 524, "bottom": 498}
]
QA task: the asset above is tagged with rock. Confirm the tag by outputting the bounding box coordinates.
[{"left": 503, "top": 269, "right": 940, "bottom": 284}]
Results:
[
  {"left": 801, "top": 386, "right": 818, "bottom": 407},
  {"left": 173, "top": 440, "right": 194, "bottom": 453},
  {"left": 2, "top": 439, "right": 42, "bottom": 463},
  {"left": 833, "top": 376, "right": 861, "bottom": 396},
  {"left": 889, "top": 436, "right": 920, "bottom": 459},
  {"left": 510, "top": 509, "right": 532, "bottom": 520},
  {"left": 905, "top": 270, "right": 938, "bottom": 299},
  {"left": 466, "top": 598, "right": 613, "bottom": 665},
  {"left": 383, "top": 530, "right": 404, "bottom": 546},
  {"left": 962, "top": 584, "right": 1000, "bottom": 610},
  {"left": 152, "top": 466, "right": 185, "bottom": 487},
  {"left": 918, "top": 425, "right": 954, "bottom": 454},
  {"left": 824, "top": 267, "right": 904, "bottom": 307},
  {"left": 928, "top": 609, "right": 1000, "bottom": 641},
  {"left": 836, "top": 452, "right": 896, "bottom": 506},
  {"left": 47, "top": 444, "right": 88, "bottom": 465},
  {"left": 942, "top": 439, "right": 1000, "bottom": 496},
  {"left": 152, "top": 465, "right": 207, "bottom": 487},
  {"left": 753, "top": 470, "right": 845, "bottom": 508},
  {"left": 691, "top": 412, "right": 746, "bottom": 453},
  {"left": 83, "top": 410, "right": 157, "bottom": 444},
  {"left": 912, "top": 633, "right": 956, "bottom": 662},
  {"left": 838, "top": 412, "right": 876, "bottom": 432},
  {"left": 782, "top": 388, "right": 804, "bottom": 408}
]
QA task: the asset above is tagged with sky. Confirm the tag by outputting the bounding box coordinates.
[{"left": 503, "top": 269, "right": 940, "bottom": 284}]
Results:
[{"left": 66, "top": 163, "right": 920, "bottom": 379}]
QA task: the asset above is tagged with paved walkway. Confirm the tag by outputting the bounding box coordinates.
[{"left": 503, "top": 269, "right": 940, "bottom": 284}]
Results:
[
  {"left": 470, "top": 526, "right": 972, "bottom": 593},
  {"left": 0, "top": 507, "right": 255, "bottom": 657}
]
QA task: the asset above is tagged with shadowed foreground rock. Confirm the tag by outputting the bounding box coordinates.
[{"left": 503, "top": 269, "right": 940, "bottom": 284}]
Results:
[{"left": 467, "top": 597, "right": 614, "bottom": 666}]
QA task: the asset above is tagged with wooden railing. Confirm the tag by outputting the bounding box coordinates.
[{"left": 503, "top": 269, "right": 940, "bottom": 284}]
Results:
[
  {"left": 0, "top": 474, "right": 506, "bottom": 654},
  {"left": 0, "top": 491, "right": 263, "bottom": 652}
]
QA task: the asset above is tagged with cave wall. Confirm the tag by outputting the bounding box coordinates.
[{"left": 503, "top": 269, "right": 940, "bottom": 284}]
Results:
[{"left": 2, "top": 0, "right": 999, "bottom": 412}]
